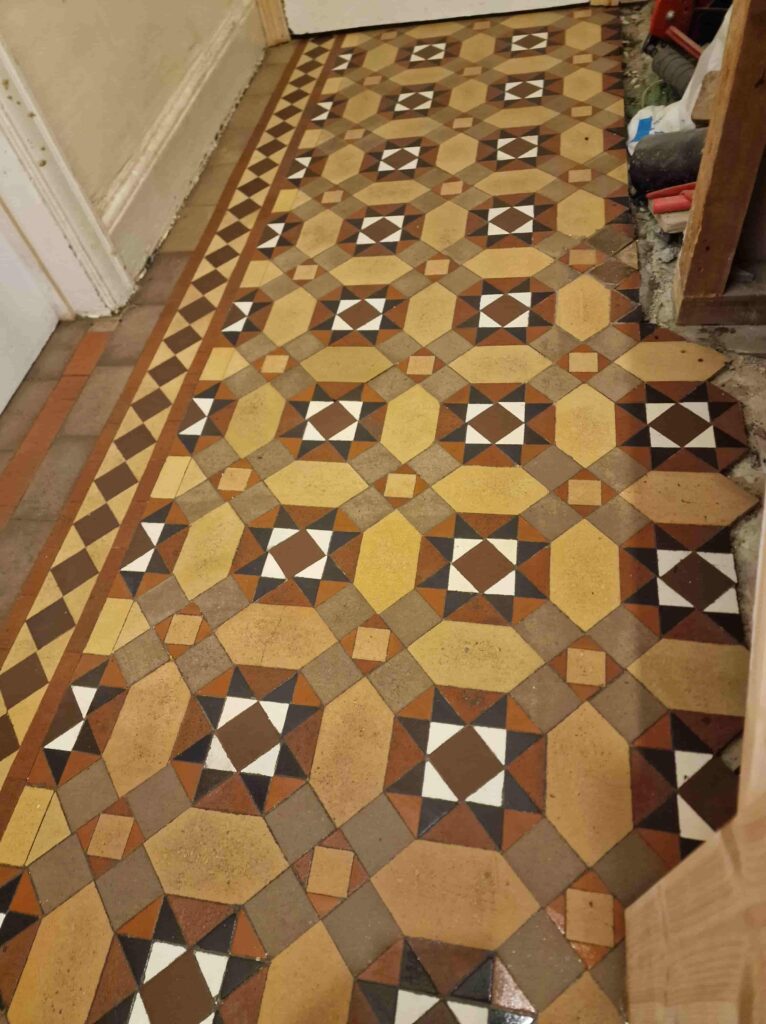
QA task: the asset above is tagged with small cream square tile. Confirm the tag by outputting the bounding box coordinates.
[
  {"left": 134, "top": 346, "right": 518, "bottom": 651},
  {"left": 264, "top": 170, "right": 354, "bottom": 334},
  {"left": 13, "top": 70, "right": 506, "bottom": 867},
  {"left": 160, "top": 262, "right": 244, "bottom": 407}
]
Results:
[
  {"left": 384, "top": 473, "right": 417, "bottom": 499},
  {"left": 219, "top": 467, "right": 252, "bottom": 493},
  {"left": 568, "top": 352, "right": 600, "bottom": 374},
  {"left": 307, "top": 846, "right": 355, "bottom": 898},
  {"left": 322, "top": 190, "right": 343, "bottom": 204},
  {"left": 407, "top": 355, "right": 435, "bottom": 377},
  {"left": 262, "top": 354, "right": 290, "bottom": 375},
  {"left": 440, "top": 181, "right": 464, "bottom": 196},
  {"left": 87, "top": 814, "right": 133, "bottom": 860},
  {"left": 353, "top": 626, "right": 392, "bottom": 662},
  {"left": 165, "top": 613, "right": 203, "bottom": 646},
  {"left": 565, "top": 888, "right": 614, "bottom": 946},
  {"left": 568, "top": 169, "right": 593, "bottom": 183},
  {"left": 364, "top": 75, "right": 383, "bottom": 85},
  {"left": 573, "top": 53, "right": 594, "bottom": 63},
  {"left": 572, "top": 105, "right": 593, "bottom": 118},
  {"left": 293, "top": 265, "right": 318, "bottom": 282},
  {"left": 566, "top": 647, "right": 607, "bottom": 686},
  {"left": 345, "top": 128, "right": 365, "bottom": 140},
  {"left": 425, "top": 258, "right": 450, "bottom": 277},
  {"left": 453, "top": 117, "right": 474, "bottom": 129},
  {"left": 567, "top": 479, "right": 603, "bottom": 506},
  {"left": 569, "top": 249, "right": 598, "bottom": 266}
]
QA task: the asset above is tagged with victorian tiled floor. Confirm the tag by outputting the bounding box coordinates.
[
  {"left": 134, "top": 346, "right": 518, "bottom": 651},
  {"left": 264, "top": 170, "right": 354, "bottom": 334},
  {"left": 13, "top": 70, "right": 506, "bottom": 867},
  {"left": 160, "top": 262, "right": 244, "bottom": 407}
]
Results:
[{"left": 0, "top": 8, "right": 756, "bottom": 1023}]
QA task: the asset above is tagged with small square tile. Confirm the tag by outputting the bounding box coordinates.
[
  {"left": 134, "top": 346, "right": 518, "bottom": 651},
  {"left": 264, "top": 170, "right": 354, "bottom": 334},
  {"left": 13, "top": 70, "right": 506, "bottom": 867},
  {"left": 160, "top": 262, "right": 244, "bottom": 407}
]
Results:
[
  {"left": 96, "top": 847, "right": 163, "bottom": 928},
  {"left": 384, "top": 473, "right": 417, "bottom": 499},
  {"left": 406, "top": 355, "right": 435, "bottom": 377},
  {"left": 505, "top": 818, "right": 586, "bottom": 906},
  {"left": 307, "top": 846, "right": 354, "bottom": 898},
  {"left": 218, "top": 466, "right": 252, "bottom": 492},
  {"left": 567, "top": 478, "right": 603, "bottom": 506},
  {"left": 566, "top": 647, "right": 607, "bottom": 686},
  {"left": 498, "top": 910, "right": 584, "bottom": 1010},
  {"left": 87, "top": 813, "right": 134, "bottom": 860},
  {"left": 568, "top": 351, "right": 599, "bottom": 374},
  {"left": 425, "top": 258, "right": 450, "bottom": 277},
  {"left": 352, "top": 627, "right": 391, "bottom": 663},
  {"left": 453, "top": 116, "right": 473, "bottom": 128},
  {"left": 440, "top": 181, "right": 463, "bottom": 196},
  {"left": 293, "top": 264, "right": 318, "bottom": 282},
  {"left": 127, "top": 765, "right": 190, "bottom": 838},
  {"left": 58, "top": 759, "right": 118, "bottom": 831},
  {"left": 322, "top": 189, "right": 343, "bottom": 204},
  {"left": 303, "top": 643, "right": 362, "bottom": 702},
  {"left": 566, "top": 887, "right": 614, "bottom": 946},
  {"left": 246, "top": 869, "right": 318, "bottom": 955},
  {"left": 267, "top": 785, "right": 334, "bottom": 863},
  {"left": 568, "top": 168, "right": 593, "bottom": 183},
  {"left": 165, "top": 613, "right": 203, "bottom": 647},
  {"left": 571, "top": 104, "right": 593, "bottom": 117},
  {"left": 29, "top": 834, "right": 92, "bottom": 912},
  {"left": 324, "top": 882, "right": 401, "bottom": 974}
]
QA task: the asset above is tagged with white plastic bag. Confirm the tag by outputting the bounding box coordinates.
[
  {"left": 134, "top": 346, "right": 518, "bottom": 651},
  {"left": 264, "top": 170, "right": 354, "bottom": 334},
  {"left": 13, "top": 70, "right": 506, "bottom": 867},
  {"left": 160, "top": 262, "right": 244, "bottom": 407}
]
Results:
[{"left": 627, "top": 9, "right": 731, "bottom": 154}]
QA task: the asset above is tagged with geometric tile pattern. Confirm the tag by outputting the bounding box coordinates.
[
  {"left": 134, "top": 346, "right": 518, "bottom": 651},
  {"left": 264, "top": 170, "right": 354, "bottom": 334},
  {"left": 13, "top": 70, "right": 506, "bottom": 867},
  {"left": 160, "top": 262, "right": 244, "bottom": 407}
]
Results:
[{"left": 0, "top": 10, "right": 756, "bottom": 1022}]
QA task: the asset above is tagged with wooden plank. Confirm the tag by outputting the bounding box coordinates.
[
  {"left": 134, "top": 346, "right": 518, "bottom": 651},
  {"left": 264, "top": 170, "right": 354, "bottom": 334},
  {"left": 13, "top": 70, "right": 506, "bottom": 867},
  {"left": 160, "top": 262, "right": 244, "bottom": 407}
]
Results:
[
  {"left": 676, "top": 0, "right": 766, "bottom": 302},
  {"left": 257, "top": 0, "right": 290, "bottom": 45},
  {"left": 674, "top": 260, "right": 766, "bottom": 324}
]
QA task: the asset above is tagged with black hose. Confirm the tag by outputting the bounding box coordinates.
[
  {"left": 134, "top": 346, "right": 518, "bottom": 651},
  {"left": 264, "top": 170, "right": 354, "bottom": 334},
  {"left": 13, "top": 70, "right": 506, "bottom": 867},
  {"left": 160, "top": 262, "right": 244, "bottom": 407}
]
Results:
[
  {"left": 652, "top": 43, "right": 696, "bottom": 96},
  {"left": 630, "top": 128, "right": 707, "bottom": 194}
]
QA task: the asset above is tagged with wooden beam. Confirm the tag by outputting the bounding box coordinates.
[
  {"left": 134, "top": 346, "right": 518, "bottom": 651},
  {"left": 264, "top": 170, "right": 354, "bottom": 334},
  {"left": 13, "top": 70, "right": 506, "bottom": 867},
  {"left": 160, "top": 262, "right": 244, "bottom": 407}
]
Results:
[
  {"left": 676, "top": 0, "right": 766, "bottom": 302},
  {"left": 257, "top": 0, "right": 290, "bottom": 46}
]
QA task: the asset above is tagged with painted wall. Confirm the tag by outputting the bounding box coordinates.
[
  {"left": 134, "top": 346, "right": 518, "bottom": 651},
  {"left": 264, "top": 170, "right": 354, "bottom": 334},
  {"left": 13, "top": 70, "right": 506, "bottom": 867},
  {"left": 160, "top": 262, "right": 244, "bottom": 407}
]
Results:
[
  {"left": 0, "top": 0, "right": 241, "bottom": 208},
  {"left": 284, "top": 0, "right": 576, "bottom": 35},
  {"left": 0, "top": 0, "right": 264, "bottom": 278}
]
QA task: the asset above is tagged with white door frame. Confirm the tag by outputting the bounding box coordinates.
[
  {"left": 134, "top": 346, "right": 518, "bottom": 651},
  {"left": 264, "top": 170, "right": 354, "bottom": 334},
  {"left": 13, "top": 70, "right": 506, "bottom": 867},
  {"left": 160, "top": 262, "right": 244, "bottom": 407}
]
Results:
[{"left": 0, "top": 37, "right": 133, "bottom": 318}]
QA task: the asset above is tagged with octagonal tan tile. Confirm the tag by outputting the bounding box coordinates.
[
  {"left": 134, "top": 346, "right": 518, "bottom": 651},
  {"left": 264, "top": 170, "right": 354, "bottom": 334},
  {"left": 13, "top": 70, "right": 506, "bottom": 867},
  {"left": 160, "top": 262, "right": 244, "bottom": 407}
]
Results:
[
  {"left": 217, "top": 603, "right": 335, "bottom": 668},
  {"left": 146, "top": 808, "right": 287, "bottom": 904},
  {"left": 374, "top": 840, "right": 537, "bottom": 948}
]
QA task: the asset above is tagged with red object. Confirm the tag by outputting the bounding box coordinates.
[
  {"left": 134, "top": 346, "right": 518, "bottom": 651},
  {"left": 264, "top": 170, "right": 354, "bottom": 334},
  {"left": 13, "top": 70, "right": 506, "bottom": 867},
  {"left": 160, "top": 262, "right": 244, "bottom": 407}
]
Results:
[
  {"left": 653, "top": 193, "right": 694, "bottom": 214},
  {"left": 647, "top": 0, "right": 706, "bottom": 58},
  {"left": 646, "top": 181, "right": 697, "bottom": 200}
]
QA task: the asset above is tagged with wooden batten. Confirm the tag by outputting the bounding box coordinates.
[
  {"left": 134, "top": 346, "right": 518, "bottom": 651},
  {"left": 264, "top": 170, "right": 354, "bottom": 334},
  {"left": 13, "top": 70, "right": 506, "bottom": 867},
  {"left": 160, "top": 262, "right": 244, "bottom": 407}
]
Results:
[
  {"left": 674, "top": 0, "right": 766, "bottom": 324},
  {"left": 257, "top": 0, "right": 291, "bottom": 45}
]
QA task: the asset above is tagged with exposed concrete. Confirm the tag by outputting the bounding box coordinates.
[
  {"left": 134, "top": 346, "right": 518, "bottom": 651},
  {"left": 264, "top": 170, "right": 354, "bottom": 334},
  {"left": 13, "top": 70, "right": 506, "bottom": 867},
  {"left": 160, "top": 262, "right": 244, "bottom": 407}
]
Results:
[{"left": 620, "top": 2, "right": 765, "bottom": 638}]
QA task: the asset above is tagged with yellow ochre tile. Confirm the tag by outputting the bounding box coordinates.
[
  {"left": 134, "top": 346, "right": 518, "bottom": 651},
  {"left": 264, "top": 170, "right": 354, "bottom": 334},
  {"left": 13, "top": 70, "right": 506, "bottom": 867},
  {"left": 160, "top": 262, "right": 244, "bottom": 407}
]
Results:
[
  {"left": 218, "top": 603, "right": 335, "bottom": 669},
  {"left": 550, "top": 521, "right": 620, "bottom": 631},
  {"left": 307, "top": 846, "right": 355, "bottom": 898},
  {"left": 410, "top": 620, "right": 543, "bottom": 691},
  {"left": 355, "top": 511, "right": 422, "bottom": 613}
]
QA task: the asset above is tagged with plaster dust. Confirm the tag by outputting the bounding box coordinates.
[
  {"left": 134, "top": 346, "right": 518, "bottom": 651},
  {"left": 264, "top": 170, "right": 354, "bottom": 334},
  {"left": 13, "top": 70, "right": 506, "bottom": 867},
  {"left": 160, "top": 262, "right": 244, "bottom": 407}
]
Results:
[{"left": 620, "top": 1, "right": 766, "bottom": 638}]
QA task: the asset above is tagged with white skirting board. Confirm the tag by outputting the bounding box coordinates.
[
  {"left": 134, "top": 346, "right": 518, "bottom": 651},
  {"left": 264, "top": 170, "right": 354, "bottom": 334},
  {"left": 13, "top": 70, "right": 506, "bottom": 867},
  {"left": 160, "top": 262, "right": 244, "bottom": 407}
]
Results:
[
  {"left": 100, "top": 0, "right": 266, "bottom": 278},
  {"left": 284, "top": 0, "right": 580, "bottom": 35}
]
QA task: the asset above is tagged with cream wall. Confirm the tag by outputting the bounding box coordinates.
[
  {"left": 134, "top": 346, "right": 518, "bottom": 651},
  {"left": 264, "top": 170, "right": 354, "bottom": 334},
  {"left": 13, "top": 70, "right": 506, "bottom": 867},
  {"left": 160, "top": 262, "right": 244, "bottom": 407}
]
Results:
[{"left": 0, "top": 0, "right": 265, "bottom": 276}]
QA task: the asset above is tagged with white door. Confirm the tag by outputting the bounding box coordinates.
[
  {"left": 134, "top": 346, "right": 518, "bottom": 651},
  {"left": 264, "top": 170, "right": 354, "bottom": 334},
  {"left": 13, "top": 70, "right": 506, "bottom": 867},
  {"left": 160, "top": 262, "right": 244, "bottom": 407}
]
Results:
[
  {"left": 0, "top": 211, "right": 59, "bottom": 411},
  {"left": 284, "top": 0, "right": 577, "bottom": 35}
]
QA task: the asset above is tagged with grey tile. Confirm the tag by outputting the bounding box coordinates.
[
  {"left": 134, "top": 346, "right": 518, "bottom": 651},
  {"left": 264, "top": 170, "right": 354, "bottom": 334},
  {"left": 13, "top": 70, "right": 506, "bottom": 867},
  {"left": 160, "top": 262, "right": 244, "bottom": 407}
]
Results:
[
  {"left": 97, "top": 847, "right": 163, "bottom": 928},
  {"left": 29, "top": 834, "right": 92, "bottom": 912},
  {"left": 127, "top": 765, "right": 191, "bottom": 838},
  {"left": 136, "top": 576, "right": 188, "bottom": 626},
  {"left": 591, "top": 672, "right": 665, "bottom": 742},
  {"left": 63, "top": 367, "right": 132, "bottom": 437},
  {"left": 114, "top": 630, "right": 169, "bottom": 685},
  {"left": 324, "top": 882, "right": 401, "bottom": 974},
  {"left": 176, "top": 635, "right": 231, "bottom": 693},
  {"left": 245, "top": 869, "right": 318, "bottom": 955},
  {"left": 303, "top": 644, "right": 362, "bottom": 704},
  {"left": 343, "top": 795, "right": 412, "bottom": 875},
  {"left": 594, "top": 832, "right": 667, "bottom": 907},
  {"left": 370, "top": 650, "right": 432, "bottom": 713},
  {"left": 14, "top": 438, "right": 92, "bottom": 521},
  {"left": 102, "top": 306, "right": 163, "bottom": 366},
  {"left": 505, "top": 819, "right": 586, "bottom": 905},
  {"left": 266, "top": 785, "right": 334, "bottom": 863},
  {"left": 58, "top": 759, "right": 118, "bottom": 831},
  {"left": 498, "top": 910, "right": 584, "bottom": 1010}
]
